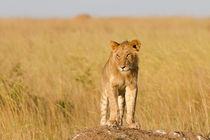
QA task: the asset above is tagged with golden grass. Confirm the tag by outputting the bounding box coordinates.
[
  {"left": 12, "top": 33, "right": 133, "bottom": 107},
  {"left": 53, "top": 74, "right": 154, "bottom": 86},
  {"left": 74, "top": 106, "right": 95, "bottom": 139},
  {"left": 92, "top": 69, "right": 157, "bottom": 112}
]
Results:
[{"left": 0, "top": 17, "right": 209, "bottom": 139}]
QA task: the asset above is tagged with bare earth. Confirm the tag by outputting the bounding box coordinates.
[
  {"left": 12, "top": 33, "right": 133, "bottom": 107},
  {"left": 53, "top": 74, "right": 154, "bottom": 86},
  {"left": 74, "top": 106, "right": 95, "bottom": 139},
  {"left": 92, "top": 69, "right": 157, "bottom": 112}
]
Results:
[{"left": 71, "top": 126, "right": 209, "bottom": 140}]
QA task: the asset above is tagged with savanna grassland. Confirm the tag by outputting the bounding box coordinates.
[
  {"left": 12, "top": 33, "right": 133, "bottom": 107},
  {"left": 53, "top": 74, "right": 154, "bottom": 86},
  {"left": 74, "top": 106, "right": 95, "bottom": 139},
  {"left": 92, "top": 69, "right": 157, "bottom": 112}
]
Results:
[{"left": 0, "top": 17, "right": 209, "bottom": 139}]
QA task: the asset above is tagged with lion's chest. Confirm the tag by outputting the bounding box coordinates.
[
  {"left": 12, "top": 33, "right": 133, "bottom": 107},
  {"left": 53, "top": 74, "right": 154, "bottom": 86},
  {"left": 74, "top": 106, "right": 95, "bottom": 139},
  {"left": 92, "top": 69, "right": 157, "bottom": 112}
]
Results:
[
  {"left": 117, "top": 79, "right": 126, "bottom": 90},
  {"left": 110, "top": 77, "right": 128, "bottom": 91}
]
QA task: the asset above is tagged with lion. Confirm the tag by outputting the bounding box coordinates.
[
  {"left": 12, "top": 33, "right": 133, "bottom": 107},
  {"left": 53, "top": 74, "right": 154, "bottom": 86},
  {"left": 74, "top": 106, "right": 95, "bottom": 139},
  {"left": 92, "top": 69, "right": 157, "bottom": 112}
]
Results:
[{"left": 100, "top": 40, "right": 141, "bottom": 129}]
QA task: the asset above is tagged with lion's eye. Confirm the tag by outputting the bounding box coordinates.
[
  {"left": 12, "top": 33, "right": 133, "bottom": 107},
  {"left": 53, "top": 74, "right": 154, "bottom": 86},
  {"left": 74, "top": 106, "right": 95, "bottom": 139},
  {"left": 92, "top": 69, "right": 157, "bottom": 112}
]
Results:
[
  {"left": 116, "top": 54, "right": 120, "bottom": 59},
  {"left": 126, "top": 54, "right": 131, "bottom": 58}
]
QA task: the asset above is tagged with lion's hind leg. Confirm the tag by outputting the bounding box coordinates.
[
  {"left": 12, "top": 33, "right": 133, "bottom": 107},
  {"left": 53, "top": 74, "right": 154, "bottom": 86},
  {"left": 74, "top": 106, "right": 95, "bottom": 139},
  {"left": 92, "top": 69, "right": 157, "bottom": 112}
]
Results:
[{"left": 118, "top": 95, "right": 125, "bottom": 126}]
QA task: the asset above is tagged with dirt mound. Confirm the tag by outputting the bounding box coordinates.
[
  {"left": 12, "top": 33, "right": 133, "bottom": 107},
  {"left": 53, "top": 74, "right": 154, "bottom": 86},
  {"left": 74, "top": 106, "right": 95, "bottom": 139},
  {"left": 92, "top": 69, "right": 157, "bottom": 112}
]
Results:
[
  {"left": 71, "top": 126, "right": 209, "bottom": 140},
  {"left": 73, "top": 14, "right": 91, "bottom": 20}
]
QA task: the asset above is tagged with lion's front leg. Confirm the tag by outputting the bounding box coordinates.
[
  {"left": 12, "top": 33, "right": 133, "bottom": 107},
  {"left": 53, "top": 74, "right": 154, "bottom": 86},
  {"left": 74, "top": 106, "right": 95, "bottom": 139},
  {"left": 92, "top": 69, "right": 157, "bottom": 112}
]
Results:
[
  {"left": 107, "top": 85, "right": 119, "bottom": 127},
  {"left": 125, "top": 85, "right": 140, "bottom": 129}
]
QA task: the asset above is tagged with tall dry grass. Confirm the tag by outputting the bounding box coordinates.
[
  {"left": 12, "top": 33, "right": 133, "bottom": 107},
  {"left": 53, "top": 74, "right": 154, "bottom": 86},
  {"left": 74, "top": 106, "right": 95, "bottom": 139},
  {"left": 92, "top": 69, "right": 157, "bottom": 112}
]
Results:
[{"left": 0, "top": 17, "right": 209, "bottom": 139}]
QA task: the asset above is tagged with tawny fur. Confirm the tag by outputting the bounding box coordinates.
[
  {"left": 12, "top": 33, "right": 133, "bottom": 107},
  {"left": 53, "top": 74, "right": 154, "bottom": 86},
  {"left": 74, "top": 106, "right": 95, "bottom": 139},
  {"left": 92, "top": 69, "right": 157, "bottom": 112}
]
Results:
[{"left": 100, "top": 40, "right": 141, "bottom": 129}]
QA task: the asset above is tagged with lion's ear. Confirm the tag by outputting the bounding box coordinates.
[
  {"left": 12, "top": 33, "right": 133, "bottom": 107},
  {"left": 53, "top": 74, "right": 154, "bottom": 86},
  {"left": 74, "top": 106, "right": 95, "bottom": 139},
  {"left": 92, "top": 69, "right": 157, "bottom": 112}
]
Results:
[
  {"left": 110, "top": 41, "right": 120, "bottom": 50},
  {"left": 130, "top": 40, "right": 141, "bottom": 51}
]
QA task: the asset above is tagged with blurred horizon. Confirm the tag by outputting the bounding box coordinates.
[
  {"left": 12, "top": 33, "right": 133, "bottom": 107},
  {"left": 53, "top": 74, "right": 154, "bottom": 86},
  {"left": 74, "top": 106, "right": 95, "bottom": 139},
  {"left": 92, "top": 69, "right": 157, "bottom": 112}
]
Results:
[{"left": 0, "top": 0, "right": 210, "bottom": 18}]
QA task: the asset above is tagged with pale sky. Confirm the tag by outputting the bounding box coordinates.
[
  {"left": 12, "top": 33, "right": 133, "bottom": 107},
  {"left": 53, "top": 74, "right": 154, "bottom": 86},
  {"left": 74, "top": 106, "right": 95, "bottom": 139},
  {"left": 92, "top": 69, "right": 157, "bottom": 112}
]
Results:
[{"left": 0, "top": 0, "right": 210, "bottom": 17}]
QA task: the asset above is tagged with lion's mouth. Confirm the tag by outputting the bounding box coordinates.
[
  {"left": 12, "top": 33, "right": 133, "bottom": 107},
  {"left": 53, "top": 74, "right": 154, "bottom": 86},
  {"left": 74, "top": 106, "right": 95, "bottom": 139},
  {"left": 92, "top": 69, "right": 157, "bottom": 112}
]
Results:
[{"left": 120, "top": 67, "right": 130, "bottom": 72}]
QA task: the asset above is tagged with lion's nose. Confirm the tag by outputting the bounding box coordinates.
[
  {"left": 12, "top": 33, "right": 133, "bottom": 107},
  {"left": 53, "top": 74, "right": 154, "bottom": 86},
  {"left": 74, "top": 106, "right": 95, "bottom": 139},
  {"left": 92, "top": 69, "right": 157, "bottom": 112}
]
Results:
[{"left": 121, "top": 66, "right": 126, "bottom": 69}]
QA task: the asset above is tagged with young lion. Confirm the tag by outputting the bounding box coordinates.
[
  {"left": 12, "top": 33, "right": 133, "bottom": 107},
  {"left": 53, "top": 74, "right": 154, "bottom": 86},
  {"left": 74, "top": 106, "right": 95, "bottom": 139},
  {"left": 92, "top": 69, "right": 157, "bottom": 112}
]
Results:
[{"left": 100, "top": 40, "right": 141, "bottom": 129}]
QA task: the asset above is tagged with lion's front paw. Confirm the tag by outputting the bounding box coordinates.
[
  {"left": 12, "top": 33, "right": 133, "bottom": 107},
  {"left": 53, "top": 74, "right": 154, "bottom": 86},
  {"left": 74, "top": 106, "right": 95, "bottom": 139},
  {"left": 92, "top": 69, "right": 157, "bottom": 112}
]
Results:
[
  {"left": 128, "top": 122, "right": 141, "bottom": 129},
  {"left": 106, "top": 120, "right": 119, "bottom": 128}
]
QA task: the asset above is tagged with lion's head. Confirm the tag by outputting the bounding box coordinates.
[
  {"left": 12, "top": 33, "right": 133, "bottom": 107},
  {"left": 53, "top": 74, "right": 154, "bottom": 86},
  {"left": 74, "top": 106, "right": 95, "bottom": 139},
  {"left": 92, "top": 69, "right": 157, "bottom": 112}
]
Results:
[{"left": 110, "top": 40, "right": 141, "bottom": 73}]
